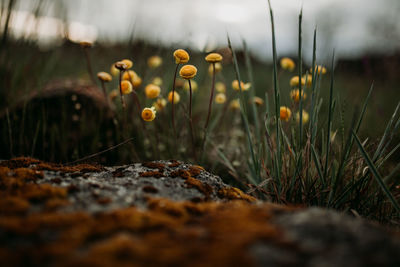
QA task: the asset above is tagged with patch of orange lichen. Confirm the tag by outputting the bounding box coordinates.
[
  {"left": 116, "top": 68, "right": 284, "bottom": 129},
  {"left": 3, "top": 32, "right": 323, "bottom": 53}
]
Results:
[
  {"left": 218, "top": 187, "right": 257, "bottom": 202},
  {"left": 139, "top": 171, "right": 164, "bottom": 178},
  {"left": 142, "top": 161, "right": 166, "bottom": 171}
]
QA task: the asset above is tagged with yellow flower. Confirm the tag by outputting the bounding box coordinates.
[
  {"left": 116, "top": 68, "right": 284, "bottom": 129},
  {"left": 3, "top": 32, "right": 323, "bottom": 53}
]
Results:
[
  {"left": 280, "top": 106, "right": 292, "bottom": 122},
  {"left": 280, "top": 57, "right": 295, "bottom": 71},
  {"left": 251, "top": 96, "right": 264, "bottom": 106},
  {"left": 311, "top": 65, "right": 327, "bottom": 74},
  {"left": 115, "top": 61, "right": 128, "bottom": 71},
  {"left": 183, "top": 80, "right": 198, "bottom": 92},
  {"left": 141, "top": 107, "right": 157, "bottom": 122},
  {"left": 121, "top": 59, "right": 133, "bottom": 69},
  {"left": 179, "top": 65, "right": 197, "bottom": 80},
  {"left": 152, "top": 77, "right": 163, "bottom": 86},
  {"left": 173, "top": 49, "right": 189, "bottom": 64},
  {"left": 132, "top": 75, "right": 142, "bottom": 89},
  {"left": 295, "top": 110, "right": 309, "bottom": 124},
  {"left": 290, "top": 89, "right": 307, "bottom": 103},
  {"left": 153, "top": 98, "right": 167, "bottom": 111},
  {"left": 208, "top": 62, "right": 222, "bottom": 75},
  {"left": 215, "top": 93, "right": 226, "bottom": 104},
  {"left": 122, "top": 70, "right": 142, "bottom": 89},
  {"left": 120, "top": 80, "right": 133, "bottom": 94},
  {"left": 97, "top": 72, "right": 112, "bottom": 82},
  {"left": 205, "top": 52, "right": 223, "bottom": 63},
  {"left": 232, "top": 80, "right": 251, "bottom": 91},
  {"left": 110, "top": 64, "right": 119, "bottom": 76},
  {"left": 215, "top": 82, "right": 226, "bottom": 93},
  {"left": 168, "top": 91, "right": 180, "bottom": 104},
  {"left": 145, "top": 84, "right": 161, "bottom": 99},
  {"left": 229, "top": 99, "right": 241, "bottom": 110},
  {"left": 289, "top": 76, "right": 305, "bottom": 87},
  {"left": 79, "top": 41, "right": 92, "bottom": 48},
  {"left": 109, "top": 89, "right": 119, "bottom": 101},
  {"left": 303, "top": 74, "right": 312, "bottom": 87},
  {"left": 147, "top": 55, "right": 162, "bottom": 68}
]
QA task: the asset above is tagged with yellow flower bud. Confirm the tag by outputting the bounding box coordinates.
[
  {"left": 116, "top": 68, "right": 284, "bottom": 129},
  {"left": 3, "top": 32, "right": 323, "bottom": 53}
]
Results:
[
  {"left": 290, "top": 89, "right": 307, "bottom": 103},
  {"left": 173, "top": 49, "right": 189, "bottom": 64},
  {"left": 303, "top": 74, "right": 312, "bottom": 87},
  {"left": 280, "top": 106, "right": 292, "bottom": 122},
  {"left": 280, "top": 57, "right": 295, "bottom": 71},
  {"left": 168, "top": 91, "right": 180, "bottom": 104},
  {"left": 183, "top": 80, "right": 198, "bottom": 92},
  {"left": 229, "top": 99, "right": 241, "bottom": 110},
  {"left": 208, "top": 62, "right": 222, "bottom": 76},
  {"left": 179, "top": 65, "right": 197, "bottom": 80},
  {"left": 311, "top": 65, "right": 327, "bottom": 74},
  {"left": 232, "top": 80, "right": 251, "bottom": 91},
  {"left": 152, "top": 77, "right": 163, "bottom": 86},
  {"left": 205, "top": 52, "right": 223, "bottom": 63},
  {"left": 153, "top": 98, "right": 167, "bottom": 111},
  {"left": 110, "top": 64, "right": 119, "bottom": 76},
  {"left": 295, "top": 110, "right": 309, "bottom": 124},
  {"left": 147, "top": 55, "right": 162, "bottom": 68},
  {"left": 79, "top": 41, "right": 92, "bottom": 48},
  {"left": 215, "top": 93, "right": 226, "bottom": 104},
  {"left": 115, "top": 61, "right": 128, "bottom": 71},
  {"left": 145, "top": 84, "right": 161, "bottom": 99},
  {"left": 289, "top": 76, "right": 305, "bottom": 87},
  {"left": 215, "top": 82, "right": 226, "bottom": 93},
  {"left": 97, "top": 72, "right": 112, "bottom": 82},
  {"left": 141, "top": 107, "right": 156, "bottom": 122},
  {"left": 121, "top": 59, "right": 133, "bottom": 69},
  {"left": 120, "top": 80, "right": 133, "bottom": 94},
  {"left": 251, "top": 96, "right": 264, "bottom": 106}
]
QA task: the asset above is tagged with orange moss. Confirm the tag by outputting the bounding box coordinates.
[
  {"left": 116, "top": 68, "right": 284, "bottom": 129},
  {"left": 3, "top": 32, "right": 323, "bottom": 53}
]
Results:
[
  {"left": 188, "top": 166, "right": 203, "bottom": 177},
  {"left": 142, "top": 161, "right": 165, "bottom": 171},
  {"left": 170, "top": 169, "right": 191, "bottom": 179},
  {"left": 168, "top": 160, "right": 181, "bottom": 167},
  {"left": 0, "top": 197, "right": 30, "bottom": 214},
  {"left": 22, "top": 183, "right": 67, "bottom": 202},
  {"left": 139, "top": 171, "right": 164, "bottom": 178},
  {"left": 45, "top": 198, "right": 70, "bottom": 211},
  {"left": 185, "top": 177, "right": 213, "bottom": 197},
  {"left": 218, "top": 187, "right": 257, "bottom": 202}
]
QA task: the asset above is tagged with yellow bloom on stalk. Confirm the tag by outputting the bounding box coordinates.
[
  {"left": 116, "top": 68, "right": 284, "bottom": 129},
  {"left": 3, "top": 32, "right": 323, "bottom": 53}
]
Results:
[
  {"left": 251, "top": 96, "right": 264, "bottom": 106},
  {"left": 120, "top": 80, "right": 133, "bottom": 95},
  {"left": 230, "top": 99, "right": 241, "bottom": 110},
  {"left": 280, "top": 57, "right": 295, "bottom": 71},
  {"left": 280, "top": 106, "right": 292, "bottom": 122},
  {"left": 232, "top": 80, "right": 251, "bottom": 91},
  {"left": 132, "top": 75, "right": 142, "bottom": 89},
  {"left": 79, "top": 41, "right": 92, "bottom": 48},
  {"left": 115, "top": 61, "right": 128, "bottom": 71},
  {"left": 168, "top": 91, "right": 180, "bottom": 104},
  {"left": 141, "top": 107, "right": 157, "bottom": 122},
  {"left": 303, "top": 74, "right": 312, "bottom": 87},
  {"left": 147, "top": 55, "right": 162, "bottom": 68},
  {"left": 122, "top": 70, "right": 142, "bottom": 89},
  {"left": 153, "top": 98, "right": 167, "bottom": 111},
  {"left": 215, "top": 93, "right": 226, "bottom": 104},
  {"left": 110, "top": 64, "right": 119, "bottom": 76},
  {"left": 290, "top": 89, "right": 307, "bottom": 103},
  {"left": 215, "top": 82, "right": 226, "bottom": 93},
  {"left": 179, "top": 65, "right": 197, "bottom": 80},
  {"left": 109, "top": 89, "right": 119, "bottom": 101},
  {"left": 289, "top": 76, "right": 305, "bottom": 87},
  {"left": 173, "top": 49, "right": 189, "bottom": 64},
  {"left": 295, "top": 110, "right": 310, "bottom": 124},
  {"left": 183, "top": 80, "right": 198, "bottom": 92},
  {"left": 121, "top": 59, "right": 133, "bottom": 69},
  {"left": 152, "top": 77, "right": 163, "bottom": 86},
  {"left": 208, "top": 62, "right": 222, "bottom": 76},
  {"left": 311, "top": 65, "right": 327, "bottom": 74},
  {"left": 97, "top": 72, "right": 112, "bottom": 82},
  {"left": 205, "top": 52, "right": 223, "bottom": 63},
  {"left": 145, "top": 84, "right": 161, "bottom": 99}
]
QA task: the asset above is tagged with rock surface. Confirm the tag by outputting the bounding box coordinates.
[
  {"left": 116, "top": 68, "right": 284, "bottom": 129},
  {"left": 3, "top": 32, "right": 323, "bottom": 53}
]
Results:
[{"left": 0, "top": 157, "right": 399, "bottom": 267}]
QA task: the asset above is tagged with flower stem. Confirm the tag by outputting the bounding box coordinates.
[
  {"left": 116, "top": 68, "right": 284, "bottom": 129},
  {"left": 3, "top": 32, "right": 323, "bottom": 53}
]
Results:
[
  {"left": 204, "top": 62, "right": 216, "bottom": 130},
  {"left": 171, "top": 64, "right": 179, "bottom": 139},
  {"left": 100, "top": 81, "right": 111, "bottom": 108},
  {"left": 83, "top": 47, "right": 96, "bottom": 85},
  {"left": 118, "top": 70, "right": 126, "bottom": 109},
  {"left": 189, "top": 79, "right": 196, "bottom": 160}
]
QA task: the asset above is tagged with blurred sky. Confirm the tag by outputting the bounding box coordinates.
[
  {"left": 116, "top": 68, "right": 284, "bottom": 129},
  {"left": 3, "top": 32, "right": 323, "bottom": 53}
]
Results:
[{"left": 12, "top": 0, "right": 400, "bottom": 62}]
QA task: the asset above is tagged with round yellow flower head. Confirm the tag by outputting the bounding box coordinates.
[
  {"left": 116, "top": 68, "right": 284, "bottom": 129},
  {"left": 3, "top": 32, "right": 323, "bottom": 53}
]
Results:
[
  {"left": 303, "top": 74, "right": 312, "bottom": 87},
  {"left": 229, "top": 99, "right": 241, "bottom": 110},
  {"left": 132, "top": 75, "right": 142, "bottom": 89},
  {"left": 252, "top": 96, "right": 264, "bottom": 106},
  {"left": 175, "top": 78, "right": 185, "bottom": 89},
  {"left": 147, "top": 55, "right": 162, "bottom": 68},
  {"left": 109, "top": 89, "right": 119, "bottom": 101},
  {"left": 141, "top": 107, "right": 157, "bottom": 122},
  {"left": 179, "top": 65, "right": 197, "bottom": 80},
  {"left": 173, "top": 49, "right": 189, "bottom": 64},
  {"left": 153, "top": 98, "right": 167, "bottom": 111},
  {"left": 215, "top": 93, "right": 226, "bottom": 104},
  {"left": 168, "top": 91, "right": 180, "bottom": 104},
  {"left": 205, "top": 52, "right": 223, "bottom": 63},
  {"left": 295, "top": 110, "right": 310, "bottom": 124},
  {"left": 120, "top": 80, "right": 133, "bottom": 94},
  {"left": 280, "top": 57, "right": 295, "bottom": 71},
  {"left": 290, "top": 89, "right": 307, "bottom": 103},
  {"left": 79, "top": 41, "right": 92, "bottom": 48},
  {"left": 232, "top": 80, "right": 251, "bottom": 91},
  {"left": 110, "top": 63, "right": 120, "bottom": 76},
  {"left": 122, "top": 70, "right": 137, "bottom": 82},
  {"left": 280, "top": 106, "right": 292, "bottom": 122},
  {"left": 115, "top": 61, "right": 128, "bottom": 71},
  {"left": 145, "top": 84, "right": 161, "bottom": 99},
  {"left": 152, "top": 77, "right": 163, "bottom": 86},
  {"left": 216, "top": 82, "right": 226, "bottom": 93},
  {"left": 97, "top": 72, "right": 112, "bottom": 82},
  {"left": 121, "top": 59, "right": 133, "bottom": 69},
  {"left": 311, "top": 65, "right": 327, "bottom": 74},
  {"left": 208, "top": 62, "right": 222, "bottom": 76},
  {"left": 289, "top": 76, "right": 306, "bottom": 87},
  {"left": 183, "top": 80, "right": 198, "bottom": 92}
]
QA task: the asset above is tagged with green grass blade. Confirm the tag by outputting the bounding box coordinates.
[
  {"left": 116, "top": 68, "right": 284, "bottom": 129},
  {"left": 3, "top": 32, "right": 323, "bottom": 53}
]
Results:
[{"left": 311, "top": 144, "right": 325, "bottom": 185}]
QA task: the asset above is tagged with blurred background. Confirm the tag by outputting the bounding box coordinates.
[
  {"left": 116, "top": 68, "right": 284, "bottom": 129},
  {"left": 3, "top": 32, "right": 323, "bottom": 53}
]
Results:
[{"left": 1, "top": 0, "right": 400, "bottom": 165}]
